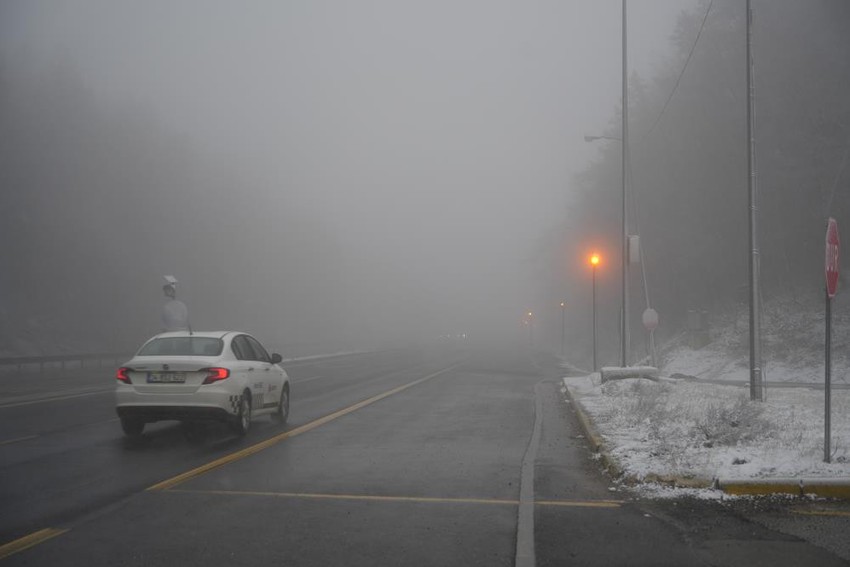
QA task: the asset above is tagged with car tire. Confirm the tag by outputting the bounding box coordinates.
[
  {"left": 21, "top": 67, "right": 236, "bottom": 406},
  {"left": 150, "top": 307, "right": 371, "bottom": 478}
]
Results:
[
  {"left": 121, "top": 417, "right": 145, "bottom": 438},
  {"left": 231, "top": 391, "right": 252, "bottom": 436},
  {"left": 271, "top": 385, "right": 289, "bottom": 425}
]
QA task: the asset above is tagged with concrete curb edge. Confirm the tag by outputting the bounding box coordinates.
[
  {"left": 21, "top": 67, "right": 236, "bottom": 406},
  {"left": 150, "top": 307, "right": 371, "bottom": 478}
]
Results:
[
  {"left": 561, "top": 380, "right": 626, "bottom": 482},
  {"left": 717, "top": 478, "right": 850, "bottom": 499}
]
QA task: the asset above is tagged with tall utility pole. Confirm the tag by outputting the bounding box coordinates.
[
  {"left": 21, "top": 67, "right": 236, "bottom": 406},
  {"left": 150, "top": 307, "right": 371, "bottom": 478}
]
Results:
[
  {"left": 621, "top": 0, "right": 630, "bottom": 368},
  {"left": 746, "top": 0, "right": 763, "bottom": 401}
]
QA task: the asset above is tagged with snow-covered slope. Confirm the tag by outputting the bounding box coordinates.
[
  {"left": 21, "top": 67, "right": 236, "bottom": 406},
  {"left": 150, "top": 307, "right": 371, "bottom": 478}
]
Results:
[{"left": 564, "top": 292, "right": 850, "bottom": 486}]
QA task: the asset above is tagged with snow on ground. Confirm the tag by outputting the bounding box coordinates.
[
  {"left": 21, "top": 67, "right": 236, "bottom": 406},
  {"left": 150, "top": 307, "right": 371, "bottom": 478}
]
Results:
[
  {"left": 660, "top": 292, "right": 850, "bottom": 385},
  {"left": 563, "top": 365, "right": 850, "bottom": 484},
  {"left": 560, "top": 292, "right": 850, "bottom": 492}
]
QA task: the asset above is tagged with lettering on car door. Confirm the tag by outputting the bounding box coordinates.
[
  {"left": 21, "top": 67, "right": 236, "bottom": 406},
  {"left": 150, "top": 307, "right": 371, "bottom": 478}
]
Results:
[
  {"left": 231, "top": 335, "right": 264, "bottom": 409},
  {"left": 245, "top": 335, "right": 279, "bottom": 408}
]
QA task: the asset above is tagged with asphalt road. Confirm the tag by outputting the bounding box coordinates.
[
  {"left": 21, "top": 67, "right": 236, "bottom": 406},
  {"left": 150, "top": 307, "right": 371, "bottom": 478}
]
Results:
[{"left": 1, "top": 346, "right": 848, "bottom": 565}]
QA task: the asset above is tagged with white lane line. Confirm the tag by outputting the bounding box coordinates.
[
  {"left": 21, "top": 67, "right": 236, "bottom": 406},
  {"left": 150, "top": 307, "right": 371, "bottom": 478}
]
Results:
[
  {"left": 0, "top": 388, "right": 113, "bottom": 409},
  {"left": 515, "top": 380, "right": 544, "bottom": 567},
  {"left": 0, "top": 417, "right": 120, "bottom": 445},
  {"left": 0, "top": 434, "right": 39, "bottom": 446},
  {"left": 293, "top": 376, "right": 323, "bottom": 384}
]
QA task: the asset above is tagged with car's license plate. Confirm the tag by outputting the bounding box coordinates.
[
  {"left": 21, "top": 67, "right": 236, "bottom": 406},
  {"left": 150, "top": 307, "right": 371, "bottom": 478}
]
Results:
[{"left": 147, "top": 372, "right": 186, "bottom": 383}]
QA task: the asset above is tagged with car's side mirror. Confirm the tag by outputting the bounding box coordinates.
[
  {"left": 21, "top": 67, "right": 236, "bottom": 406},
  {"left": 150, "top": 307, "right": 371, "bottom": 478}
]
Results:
[{"left": 270, "top": 353, "right": 283, "bottom": 364}]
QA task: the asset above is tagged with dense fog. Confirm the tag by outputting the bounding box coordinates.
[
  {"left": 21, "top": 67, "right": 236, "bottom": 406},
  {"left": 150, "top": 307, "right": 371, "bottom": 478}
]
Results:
[
  {"left": 3, "top": 1, "right": 848, "bottom": 364},
  {"left": 0, "top": 1, "right": 687, "bottom": 355},
  {"left": 533, "top": 0, "right": 850, "bottom": 366}
]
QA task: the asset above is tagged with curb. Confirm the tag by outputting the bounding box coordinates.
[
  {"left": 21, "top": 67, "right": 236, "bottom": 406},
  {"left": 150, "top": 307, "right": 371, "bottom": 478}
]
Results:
[
  {"left": 717, "top": 478, "right": 850, "bottom": 500},
  {"left": 561, "top": 380, "right": 626, "bottom": 481}
]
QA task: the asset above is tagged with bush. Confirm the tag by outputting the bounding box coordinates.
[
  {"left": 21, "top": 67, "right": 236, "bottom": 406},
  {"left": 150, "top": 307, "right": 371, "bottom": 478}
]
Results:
[{"left": 693, "top": 396, "right": 772, "bottom": 447}]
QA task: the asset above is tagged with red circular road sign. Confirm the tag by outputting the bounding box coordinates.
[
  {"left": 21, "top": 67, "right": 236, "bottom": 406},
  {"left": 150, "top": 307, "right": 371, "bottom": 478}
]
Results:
[{"left": 826, "top": 217, "right": 840, "bottom": 298}]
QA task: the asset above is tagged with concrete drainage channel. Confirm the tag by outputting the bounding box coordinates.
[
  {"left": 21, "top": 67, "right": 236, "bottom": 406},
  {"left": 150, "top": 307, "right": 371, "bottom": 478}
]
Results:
[{"left": 561, "top": 380, "right": 850, "bottom": 500}]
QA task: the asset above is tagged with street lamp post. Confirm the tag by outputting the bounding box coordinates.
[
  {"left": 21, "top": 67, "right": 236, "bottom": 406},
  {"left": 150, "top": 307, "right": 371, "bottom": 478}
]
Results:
[
  {"left": 583, "top": 128, "right": 628, "bottom": 369},
  {"left": 526, "top": 311, "right": 534, "bottom": 350},
  {"left": 590, "top": 254, "right": 600, "bottom": 372},
  {"left": 620, "top": 0, "right": 630, "bottom": 368},
  {"left": 580, "top": 2, "right": 628, "bottom": 368},
  {"left": 560, "top": 302, "right": 566, "bottom": 357},
  {"left": 745, "top": 0, "right": 763, "bottom": 402}
]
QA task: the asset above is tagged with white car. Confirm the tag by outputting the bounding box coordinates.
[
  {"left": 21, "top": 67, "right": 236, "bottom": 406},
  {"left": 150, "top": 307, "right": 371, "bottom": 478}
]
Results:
[{"left": 115, "top": 331, "right": 290, "bottom": 438}]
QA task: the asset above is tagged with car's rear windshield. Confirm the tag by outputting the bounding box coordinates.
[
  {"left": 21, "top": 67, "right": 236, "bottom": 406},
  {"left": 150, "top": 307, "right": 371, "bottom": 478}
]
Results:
[{"left": 137, "top": 337, "right": 224, "bottom": 357}]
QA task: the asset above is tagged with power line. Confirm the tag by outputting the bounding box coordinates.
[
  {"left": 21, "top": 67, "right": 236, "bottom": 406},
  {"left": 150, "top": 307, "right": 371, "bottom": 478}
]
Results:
[
  {"left": 629, "top": 0, "right": 714, "bottom": 287},
  {"left": 644, "top": 0, "right": 714, "bottom": 140}
]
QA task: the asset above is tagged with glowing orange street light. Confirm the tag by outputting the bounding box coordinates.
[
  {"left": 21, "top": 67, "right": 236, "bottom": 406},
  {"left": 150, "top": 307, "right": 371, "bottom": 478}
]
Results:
[{"left": 589, "top": 253, "right": 600, "bottom": 371}]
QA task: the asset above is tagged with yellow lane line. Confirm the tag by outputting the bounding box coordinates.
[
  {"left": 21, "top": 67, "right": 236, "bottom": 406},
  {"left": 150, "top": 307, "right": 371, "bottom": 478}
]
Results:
[
  {"left": 165, "top": 488, "right": 624, "bottom": 509},
  {"left": 0, "top": 528, "right": 68, "bottom": 560},
  {"left": 169, "top": 489, "right": 518, "bottom": 506},
  {"left": 147, "top": 365, "right": 458, "bottom": 492},
  {"left": 535, "top": 500, "right": 623, "bottom": 508},
  {"left": 0, "top": 435, "right": 39, "bottom": 446}
]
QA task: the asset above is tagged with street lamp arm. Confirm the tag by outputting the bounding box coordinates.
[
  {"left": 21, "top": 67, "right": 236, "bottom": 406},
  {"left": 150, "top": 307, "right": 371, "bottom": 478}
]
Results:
[{"left": 584, "top": 134, "right": 622, "bottom": 143}]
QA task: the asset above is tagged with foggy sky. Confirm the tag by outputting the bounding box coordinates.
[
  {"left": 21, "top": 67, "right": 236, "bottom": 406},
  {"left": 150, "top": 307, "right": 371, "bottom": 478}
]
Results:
[{"left": 1, "top": 0, "right": 693, "bottom": 349}]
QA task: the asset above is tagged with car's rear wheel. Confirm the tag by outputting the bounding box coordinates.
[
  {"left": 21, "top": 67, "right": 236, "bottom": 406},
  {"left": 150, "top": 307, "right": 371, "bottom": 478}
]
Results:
[
  {"left": 231, "top": 392, "right": 252, "bottom": 436},
  {"left": 272, "top": 385, "right": 289, "bottom": 425},
  {"left": 120, "top": 417, "right": 145, "bottom": 438}
]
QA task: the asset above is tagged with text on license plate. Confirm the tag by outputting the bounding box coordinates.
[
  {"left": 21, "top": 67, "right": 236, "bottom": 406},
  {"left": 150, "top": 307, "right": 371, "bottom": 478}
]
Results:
[{"left": 147, "top": 372, "right": 186, "bottom": 383}]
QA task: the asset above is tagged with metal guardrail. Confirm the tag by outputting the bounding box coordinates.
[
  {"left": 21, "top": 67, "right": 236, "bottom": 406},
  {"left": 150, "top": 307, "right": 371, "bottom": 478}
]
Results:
[
  {"left": 0, "top": 353, "right": 133, "bottom": 373},
  {"left": 0, "top": 345, "right": 360, "bottom": 374}
]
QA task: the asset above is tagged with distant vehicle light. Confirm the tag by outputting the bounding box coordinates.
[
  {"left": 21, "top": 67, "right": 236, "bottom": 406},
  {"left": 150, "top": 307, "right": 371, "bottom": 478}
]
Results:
[
  {"left": 116, "top": 367, "right": 132, "bottom": 384},
  {"left": 202, "top": 367, "right": 230, "bottom": 384}
]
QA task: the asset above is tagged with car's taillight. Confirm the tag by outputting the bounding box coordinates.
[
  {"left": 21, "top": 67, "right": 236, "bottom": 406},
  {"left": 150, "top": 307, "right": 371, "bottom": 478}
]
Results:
[
  {"left": 116, "top": 367, "right": 132, "bottom": 384},
  {"left": 202, "top": 367, "right": 230, "bottom": 384}
]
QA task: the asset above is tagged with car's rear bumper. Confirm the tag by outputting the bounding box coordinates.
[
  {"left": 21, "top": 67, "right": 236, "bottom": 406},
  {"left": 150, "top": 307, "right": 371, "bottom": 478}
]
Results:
[
  {"left": 116, "top": 404, "right": 234, "bottom": 423},
  {"left": 115, "top": 383, "right": 242, "bottom": 424}
]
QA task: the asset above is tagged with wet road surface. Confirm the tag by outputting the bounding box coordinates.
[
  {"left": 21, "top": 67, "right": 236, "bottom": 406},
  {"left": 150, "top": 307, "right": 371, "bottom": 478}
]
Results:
[{"left": 1, "top": 347, "right": 849, "bottom": 565}]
